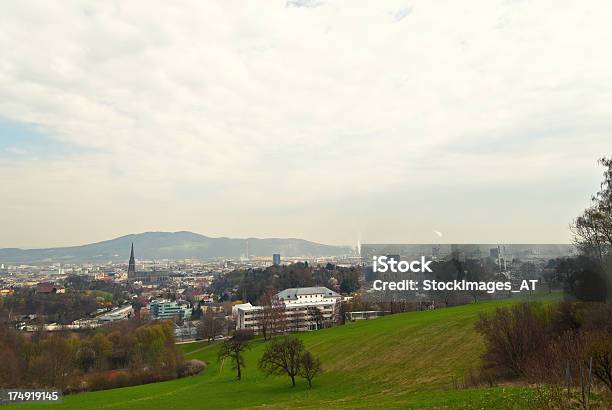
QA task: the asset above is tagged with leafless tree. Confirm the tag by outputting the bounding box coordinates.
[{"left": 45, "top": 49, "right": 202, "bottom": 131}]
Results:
[
  {"left": 258, "top": 289, "right": 287, "bottom": 340},
  {"left": 259, "top": 336, "right": 304, "bottom": 387},
  {"left": 307, "top": 306, "right": 324, "bottom": 330},
  {"left": 572, "top": 157, "right": 612, "bottom": 265},
  {"left": 218, "top": 329, "right": 253, "bottom": 380},
  {"left": 583, "top": 331, "right": 612, "bottom": 392},
  {"left": 299, "top": 351, "right": 322, "bottom": 388},
  {"left": 198, "top": 311, "right": 225, "bottom": 343}
]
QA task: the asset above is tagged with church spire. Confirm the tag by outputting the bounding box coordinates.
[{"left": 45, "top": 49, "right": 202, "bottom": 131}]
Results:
[{"left": 128, "top": 242, "right": 136, "bottom": 278}]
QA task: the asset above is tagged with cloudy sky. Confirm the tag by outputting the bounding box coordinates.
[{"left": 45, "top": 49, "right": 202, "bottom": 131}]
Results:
[{"left": 1, "top": 0, "right": 611, "bottom": 248}]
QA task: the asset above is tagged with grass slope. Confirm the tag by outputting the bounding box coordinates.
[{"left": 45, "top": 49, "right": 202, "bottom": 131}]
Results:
[{"left": 22, "top": 297, "right": 553, "bottom": 409}]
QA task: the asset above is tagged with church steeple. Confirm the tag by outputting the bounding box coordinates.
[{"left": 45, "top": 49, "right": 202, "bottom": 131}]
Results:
[{"left": 128, "top": 242, "right": 136, "bottom": 278}]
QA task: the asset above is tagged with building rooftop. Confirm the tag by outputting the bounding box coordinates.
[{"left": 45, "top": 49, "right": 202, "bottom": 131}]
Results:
[
  {"left": 276, "top": 286, "right": 340, "bottom": 301},
  {"left": 234, "top": 302, "right": 262, "bottom": 312},
  {"left": 35, "top": 282, "right": 64, "bottom": 294}
]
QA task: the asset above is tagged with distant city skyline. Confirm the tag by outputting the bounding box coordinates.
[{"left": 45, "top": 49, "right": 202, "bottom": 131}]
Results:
[{"left": 1, "top": 1, "right": 612, "bottom": 248}]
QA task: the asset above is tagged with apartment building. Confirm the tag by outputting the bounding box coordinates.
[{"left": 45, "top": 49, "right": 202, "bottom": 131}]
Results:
[{"left": 234, "top": 286, "right": 341, "bottom": 333}]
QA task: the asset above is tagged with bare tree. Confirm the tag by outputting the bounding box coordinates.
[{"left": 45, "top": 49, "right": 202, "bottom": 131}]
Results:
[
  {"left": 258, "top": 288, "right": 276, "bottom": 340},
  {"left": 257, "top": 289, "right": 287, "bottom": 339},
  {"left": 299, "top": 351, "right": 322, "bottom": 388},
  {"left": 30, "top": 336, "right": 75, "bottom": 389},
  {"left": 217, "top": 329, "right": 253, "bottom": 380},
  {"left": 270, "top": 298, "right": 287, "bottom": 335},
  {"left": 573, "top": 158, "right": 612, "bottom": 262},
  {"left": 198, "top": 311, "right": 225, "bottom": 343},
  {"left": 307, "top": 306, "right": 324, "bottom": 330},
  {"left": 259, "top": 336, "right": 304, "bottom": 387},
  {"left": 584, "top": 331, "right": 612, "bottom": 392},
  {"left": 475, "top": 303, "right": 548, "bottom": 377},
  {"left": 571, "top": 157, "right": 612, "bottom": 301}
]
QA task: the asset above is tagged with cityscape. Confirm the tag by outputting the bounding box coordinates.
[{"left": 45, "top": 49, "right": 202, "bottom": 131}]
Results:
[
  {"left": 0, "top": 237, "right": 359, "bottom": 338},
  {"left": 0, "top": 238, "right": 575, "bottom": 340}
]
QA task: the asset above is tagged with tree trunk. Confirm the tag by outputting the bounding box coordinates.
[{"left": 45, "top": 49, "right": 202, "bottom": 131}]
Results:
[
  {"left": 291, "top": 375, "right": 295, "bottom": 387},
  {"left": 236, "top": 356, "right": 241, "bottom": 380}
]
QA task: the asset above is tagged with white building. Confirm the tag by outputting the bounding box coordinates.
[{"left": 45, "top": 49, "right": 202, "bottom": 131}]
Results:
[
  {"left": 234, "top": 302, "right": 262, "bottom": 331},
  {"left": 235, "top": 286, "right": 341, "bottom": 334},
  {"left": 97, "top": 304, "right": 134, "bottom": 324}
]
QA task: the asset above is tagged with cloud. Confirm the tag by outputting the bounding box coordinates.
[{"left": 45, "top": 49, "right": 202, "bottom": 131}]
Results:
[
  {"left": 391, "top": 7, "right": 412, "bottom": 23},
  {"left": 286, "top": 0, "right": 325, "bottom": 8},
  {"left": 0, "top": 0, "right": 611, "bottom": 247}
]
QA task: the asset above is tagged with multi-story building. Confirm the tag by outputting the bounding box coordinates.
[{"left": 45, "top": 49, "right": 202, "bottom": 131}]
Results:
[
  {"left": 234, "top": 302, "right": 261, "bottom": 331},
  {"left": 272, "top": 253, "right": 281, "bottom": 266},
  {"left": 149, "top": 300, "right": 192, "bottom": 320},
  {"left": 235, "top": 286, "right": 341, "bottom": 333}
]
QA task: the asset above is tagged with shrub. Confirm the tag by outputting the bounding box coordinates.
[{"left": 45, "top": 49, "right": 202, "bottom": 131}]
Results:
[
  {"left": 180, "top": 359, "right": 207, "bottom": 377},
  {"left": 583, "top": 330, "right": 612, "bottom": 391},
  {"left": 475, "top": 303, "right": 548, "bottom": 378},
  {"left": 476, "top": 301, "right": 612, "bottom": 393}
]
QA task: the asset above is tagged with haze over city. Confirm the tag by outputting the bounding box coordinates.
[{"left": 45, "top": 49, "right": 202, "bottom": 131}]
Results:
[{"left": 1, "top": 0, "right": 612, "bottom": 248}]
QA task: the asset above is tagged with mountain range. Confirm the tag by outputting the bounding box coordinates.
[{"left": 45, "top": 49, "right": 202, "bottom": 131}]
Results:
[{"left": 0, "top": 231, "right": 354, "bottom": 263}]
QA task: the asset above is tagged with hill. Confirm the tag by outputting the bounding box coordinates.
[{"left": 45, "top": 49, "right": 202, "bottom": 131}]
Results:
[
  {"left": 23, "top": 297, "right": 557, "bottom": 409},
  {"left": 0, "top": 231, "right": 353, "bottom": 263}
]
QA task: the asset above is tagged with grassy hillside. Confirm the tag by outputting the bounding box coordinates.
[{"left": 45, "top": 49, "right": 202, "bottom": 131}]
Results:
[{"left": 22, "top": 297, "right": 552, "bottom": 409}]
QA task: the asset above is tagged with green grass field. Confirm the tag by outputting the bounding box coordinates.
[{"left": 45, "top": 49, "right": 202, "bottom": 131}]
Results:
[{"left": 21, "top": 296, "right": 558, "bottom": 409}]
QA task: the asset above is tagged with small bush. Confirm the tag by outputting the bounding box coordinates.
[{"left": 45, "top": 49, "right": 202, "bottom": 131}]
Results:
[{"left": 180, "top": 359, "right": 207, "bottom": 377}]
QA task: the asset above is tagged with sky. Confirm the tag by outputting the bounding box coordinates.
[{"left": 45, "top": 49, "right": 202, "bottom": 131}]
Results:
[{"left": 1, "top": 0, "right": 611, "bottom": 248}]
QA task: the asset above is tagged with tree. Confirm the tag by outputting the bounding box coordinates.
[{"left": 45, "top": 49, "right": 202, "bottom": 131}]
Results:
[
  {"left": 270, "top": 298, "right": 287, "bottom": 335},
  {"left": 541, "top": 265, "right": 559, "bottom": 294},
  {"left": 583, "top": 330, "right": 612, "bottom": 391},
  {"left": 0, "top": 326, "right": 27, "bottom": 388},
  {"left": 556, "top": 256, "right": 608, "bottom": 302},
  {"left": 107, "top": 328, "right": 134, "bottom": 369},
  {"left": 259, "top": 336, "right": 304, "bottom": 387},
  {"left": 518, "top": 262, "right": 537, "bottom": 281},
  {"left": 75, "top": 339, "right": 97, "bottom": 372},
  {"left": 30, "top": 336, "right": 76, "bottom": 389},
  {"left": 338, "top": 267, "right": 361, "bottom": 294},
  {"left": 298, "top": 351, "right": 322, "bottom": 388},
  {"left": 199, "top": 311, "right": 225, "bottom": 343},
  {"left": 131, "top": 321, "right": 179, "bottom": 376},
  {"left": 475, "top": 303, "right": 548, "bottom": 377},
  {"left": 0, "top": 320, "right": 185, "bottom": 391},
  {"left": 464, "top": 262, "right": 487, "bottom": 302},
  {"left": 90, "top": 332, "right": 112, "bottom": 370},
  {"left": 572, "top": 157, "right": 612, "bottom": 300},
  {"left": 190, "top": 302, "right": 203, "bottom": 320},
  {"left": 307, "top": 306, "right": 324, "bottom": 330},
  {"left": 258, "top": 292, "right": 288, "bottom": 338},
  {"left": 258, "top": 288, "right": 276, "bottom": 340},
  {"left": 218, "top": 329, "right": 252, "bottom": 380},
  {"left": 429, "top": 260, "right": 462, "bottom": 307},
  {"left": 580, "top": 303, "right": 612, "bottom": 392}
]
